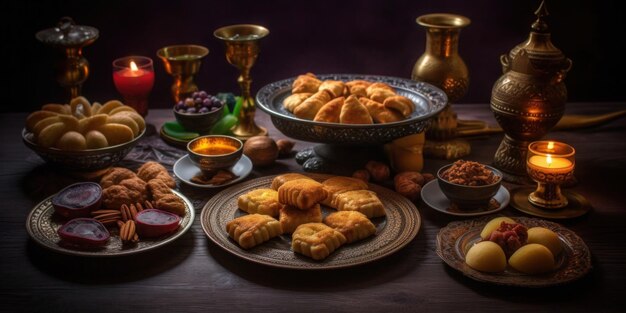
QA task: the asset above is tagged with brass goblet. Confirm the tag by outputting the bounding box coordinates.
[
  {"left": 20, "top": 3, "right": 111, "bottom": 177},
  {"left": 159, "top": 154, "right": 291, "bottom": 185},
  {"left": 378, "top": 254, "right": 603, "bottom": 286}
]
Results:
[
  {"left": 214, "top": 24, "right": 270, "bottom": 140},
  {"left": 157, "top": 45, "right": 209, "bottom": 103}
]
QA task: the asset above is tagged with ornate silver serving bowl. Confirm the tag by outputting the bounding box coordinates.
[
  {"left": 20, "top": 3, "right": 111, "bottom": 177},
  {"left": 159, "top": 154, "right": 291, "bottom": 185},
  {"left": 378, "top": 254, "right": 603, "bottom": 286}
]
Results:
[
  {"left": 23, "top": 129, "right": 145, "bottom": 171},
  {"left": 256, "top": 74, "right": 447, "bottom": 145}
]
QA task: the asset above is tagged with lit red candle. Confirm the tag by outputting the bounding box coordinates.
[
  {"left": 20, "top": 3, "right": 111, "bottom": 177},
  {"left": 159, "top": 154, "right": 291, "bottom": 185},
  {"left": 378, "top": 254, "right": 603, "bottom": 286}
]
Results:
[{"left": 112, "top": 56, "right": 154, "bottom": 116}]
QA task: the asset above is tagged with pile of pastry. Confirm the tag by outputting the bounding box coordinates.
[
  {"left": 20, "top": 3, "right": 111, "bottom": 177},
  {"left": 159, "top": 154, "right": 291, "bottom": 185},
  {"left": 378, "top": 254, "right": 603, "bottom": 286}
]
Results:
[
  {"left": 227, "top": 173, "right": 386, "bottom": 260},
  {"left": 100, "top": 162, "right": 185, "bottom": 216},
  {"left": 282, "top": 73, "right": 415, "bottom": 124},
  {"left": 25, "top": 96, "right": 145, "bottom": 150}
]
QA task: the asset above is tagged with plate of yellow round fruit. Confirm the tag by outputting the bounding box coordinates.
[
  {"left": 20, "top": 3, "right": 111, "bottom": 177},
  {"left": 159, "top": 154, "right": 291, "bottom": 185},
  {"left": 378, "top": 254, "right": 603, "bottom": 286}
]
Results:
[{"left": 436, "top": 216, "right": 591, "bottom": 287}]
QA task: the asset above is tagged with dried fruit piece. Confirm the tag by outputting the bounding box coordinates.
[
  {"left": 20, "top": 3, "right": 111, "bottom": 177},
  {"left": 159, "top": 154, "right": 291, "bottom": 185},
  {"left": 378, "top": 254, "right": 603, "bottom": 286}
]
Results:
[
  {"left": 295, "top": 148, "right": 316, "bottom": 165},
  {"left": 135, "top": 209, "right": 181, "bottom": 238},
  {"left": 52, "top": 182, "right": 102, "bottom": 218},
  {"left": 243, "top": 136, "right": 279, "bottom": 167},
  {"left": 487, "top": 221, "right": 528, "bottom": 257},
  {"left": 57, "top": 218, "right": 110, "bottom": 247},
  {"left": 394, "top": 172, "right": 424, "bottom": 202},
  {"left": 352, "top": 169, "right": 370, "bottom": 183}
]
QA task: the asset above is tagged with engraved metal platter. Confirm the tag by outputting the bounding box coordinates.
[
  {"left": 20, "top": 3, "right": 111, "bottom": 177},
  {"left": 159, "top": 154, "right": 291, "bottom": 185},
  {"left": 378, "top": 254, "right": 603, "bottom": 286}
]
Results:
[
  {"left": 256, "top": 74, "right": 447, "bottom": 144},
  {"left": 436, "top": 216, "right": 592, "bottom": 287},
  {"left": 26, "top": 189, "right": 194, "bottom": 257},
  {"left": 201, "top": 174, "right": 421, "bottom": 270}
]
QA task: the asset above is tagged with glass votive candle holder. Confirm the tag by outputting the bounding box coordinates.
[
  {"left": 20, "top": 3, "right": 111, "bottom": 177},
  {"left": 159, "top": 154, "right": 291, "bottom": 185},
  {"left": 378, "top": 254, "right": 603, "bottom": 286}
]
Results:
[
  {"left": 112, "top": 56, "right": 155, "bottom": 117},
  {"left": 526, "top": 141, "right": 575, "bottom": 209}
]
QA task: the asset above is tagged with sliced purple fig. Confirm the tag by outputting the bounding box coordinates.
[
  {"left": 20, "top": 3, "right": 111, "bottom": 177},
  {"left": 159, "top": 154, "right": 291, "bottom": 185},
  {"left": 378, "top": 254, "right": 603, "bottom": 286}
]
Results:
[
  {"left": 135, "top": 209, "right": 181, "bottom": 238},
  {"left": 52, "top": 182, "right": 102, "bottom": 218},
  {"left": 57, "top": 218, "right": 110, "bottom": 247}
]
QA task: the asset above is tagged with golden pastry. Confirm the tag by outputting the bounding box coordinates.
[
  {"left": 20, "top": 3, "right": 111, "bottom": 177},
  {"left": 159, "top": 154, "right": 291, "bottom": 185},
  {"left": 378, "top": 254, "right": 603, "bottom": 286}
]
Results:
[
  {"left": 238, "top": 188, "right": 283, "bottom": 217},
  {"left": 323, "top": 211, "right": 376, "bottom": 244},
  {"left": 283, "top": 93, "right": 313, "bottom": 112},
  {"left": 279, "top": 204, "right": 322, "bottom": 234},
  {"left": 292, "top": 73, "right": 322, "bottom": 94},
  {"left": 155, "top": 193, "right": 186, "bottom": 216},
  {"left": 146, "top": 179, "right": 173, "bottom": 200},
  {"left": 226, "top": 214, "right": 283, "bottom": 249},
  {"left": 56, "top": 131, "right": 87, "bottom": 151},
  {"left": 384, "top": 95, "right": 414, "bottom": 117},
  {"left": 345, "top": 80, "right": 372, "bottom": 97},
  {"left": 314, "top": 97, "right": 345, "bottom": 123},
  {"left": 95, "top": 123, "right": 134, "bottom": 146},
  {"left": 291, "top": 223, "right": 346, "bottom": 260},
  {"left": 100, "top": 167, "right": 137, "bottom": 189},
  {"left": 138, "top": 161, "right": 176, "bottom": 188},
  {"left": 367, "top": 82, "right": 396, "bottom": 103},
  {"left": 293, "top": 90, "right": 332, "bottom": 120},
  {"left": 334, "top": 190, "right": 386, "bottom": 218},
  {"left": 278, "top": 178, "right": 327, "bottom": 210},
  {"left": 360, "top": 97, "right": 404, "bottom": 124},
  {"left": 340, "top": 95, "right": 373, "bottom": 124},
  {"left": 321, "top": 176, "right": 369, "bottom": 207},
  {"left": 270, "top": 173, "right": 313, "bottom": 190},
  {"left": 318, "top": 80, "right": 346, "bottom": 98}
]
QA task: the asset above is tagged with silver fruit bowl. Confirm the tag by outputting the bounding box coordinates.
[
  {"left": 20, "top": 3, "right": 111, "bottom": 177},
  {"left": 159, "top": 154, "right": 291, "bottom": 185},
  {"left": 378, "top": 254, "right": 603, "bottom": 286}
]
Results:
[
  {"left": 23, "top": 128, "right": 145, "bottom": 171},
  {"left": 256, "top": 74, "right": 447, "bottom": 145}
]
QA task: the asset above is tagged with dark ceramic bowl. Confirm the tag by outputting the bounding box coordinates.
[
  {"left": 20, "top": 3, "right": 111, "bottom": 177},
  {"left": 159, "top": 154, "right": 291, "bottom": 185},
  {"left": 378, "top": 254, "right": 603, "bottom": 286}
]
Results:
[
  {"left": 174, "top": 105, "right": 224, "bottom": 134},
  {"left": 437, "top": 163, "right": 502, "bottom": 209},
  {"left": 187, "top": 135, "right": 242, "bottom": 174}
]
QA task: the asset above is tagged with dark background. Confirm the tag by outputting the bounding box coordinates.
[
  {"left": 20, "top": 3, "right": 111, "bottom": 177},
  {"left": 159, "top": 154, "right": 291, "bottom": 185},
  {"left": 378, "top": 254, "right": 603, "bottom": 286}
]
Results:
[{"left": 1, "top": 0, "right": 624, "bottom": 113}]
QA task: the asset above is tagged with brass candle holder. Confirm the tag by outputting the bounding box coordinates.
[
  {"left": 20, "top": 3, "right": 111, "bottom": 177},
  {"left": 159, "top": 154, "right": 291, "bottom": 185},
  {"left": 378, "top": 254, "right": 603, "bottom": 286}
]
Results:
[
  {"left": 157, "top": 45, "right": 209, "bottom": 103},
  {"left": 526, "top": 141, "right": 575, "bottom": 209},
  {"left": 36, "top": 17, "right": 99, "bottom": 101},
  {"left": 214, "top": 24, "right": 269, "bottom": 140}
]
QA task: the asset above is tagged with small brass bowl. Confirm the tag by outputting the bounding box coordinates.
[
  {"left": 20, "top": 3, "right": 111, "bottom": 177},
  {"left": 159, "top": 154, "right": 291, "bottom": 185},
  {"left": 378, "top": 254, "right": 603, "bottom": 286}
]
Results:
[
  {"left": 437, "top": 164, "right": 502, "bottom": 209},
  {"left": 187, "top": 135, "right": 242, "bottom": 175}
]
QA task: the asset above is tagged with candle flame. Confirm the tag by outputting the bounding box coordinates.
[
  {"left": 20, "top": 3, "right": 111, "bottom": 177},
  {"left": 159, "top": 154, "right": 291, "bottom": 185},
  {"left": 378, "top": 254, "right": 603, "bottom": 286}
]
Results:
[
  {"left": 130, "top": 61, "right": 138, "bottom": 72},
  {"left": 547, "top": 141, "right": 554, "bottom": 150},
  {"left": 546, "top": 154, "right": 553, "bottom": 167}
]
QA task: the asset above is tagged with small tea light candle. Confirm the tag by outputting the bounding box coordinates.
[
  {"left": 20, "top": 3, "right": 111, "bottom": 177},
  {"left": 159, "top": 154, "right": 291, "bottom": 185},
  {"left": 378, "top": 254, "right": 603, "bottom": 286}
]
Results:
[
  {"left": 526, "top": 141, "right": 576, "bottom": 209},
  {"left": 112, "top": 56, "right": 155, "bottom": 116}
]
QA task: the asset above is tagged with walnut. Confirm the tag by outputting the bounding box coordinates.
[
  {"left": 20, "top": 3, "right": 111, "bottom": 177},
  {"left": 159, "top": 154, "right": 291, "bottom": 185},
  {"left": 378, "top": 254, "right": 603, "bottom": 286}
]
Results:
[
  {"left": 365, "top": 160, "right": 390, "bottom": 182},
  {"left": 352, "top": 169, "right": 370, "bottom": 183},
  {"left": 394, "top": 172, "right": 424, "bottom": 202},
  {"left": 243, "top": 136, "right": 279, "bottom": 167}
]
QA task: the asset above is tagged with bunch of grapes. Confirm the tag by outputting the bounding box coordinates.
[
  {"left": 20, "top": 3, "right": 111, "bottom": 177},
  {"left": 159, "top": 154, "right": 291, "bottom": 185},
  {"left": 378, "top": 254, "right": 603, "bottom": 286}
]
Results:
[{"left": 175, "top": 91, "right": 224, "bottom": 114}]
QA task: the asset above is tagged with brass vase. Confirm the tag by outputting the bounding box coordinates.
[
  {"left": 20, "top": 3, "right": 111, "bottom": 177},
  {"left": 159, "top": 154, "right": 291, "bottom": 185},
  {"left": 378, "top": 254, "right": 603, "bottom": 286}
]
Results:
[
  {"left": 490, "top": 1, "right": 572, "bottom": 183},
  {"left": 36, "top": 17, "right": 98, "bottom": 101},
  {"left": 412, "top": 13, "right": 470, "bottom": 141}
]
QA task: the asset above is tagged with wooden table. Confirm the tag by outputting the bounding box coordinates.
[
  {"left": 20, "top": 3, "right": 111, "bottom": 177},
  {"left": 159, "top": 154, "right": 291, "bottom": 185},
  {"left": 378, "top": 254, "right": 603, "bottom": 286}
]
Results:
[{"left": 2, "top": 103, "right": 625, "bottom": 312}]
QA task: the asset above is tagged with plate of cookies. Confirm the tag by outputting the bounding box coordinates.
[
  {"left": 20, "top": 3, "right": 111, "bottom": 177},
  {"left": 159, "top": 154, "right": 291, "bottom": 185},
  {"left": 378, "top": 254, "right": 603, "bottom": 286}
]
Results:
[
  {"left": 256, "top": 73, "right": 447, "bottom": 144},
  {"left": 200, "top": 173, "right": 421, "bottom": 269},
  {"left": 26, "top": 162, "right": 195, "bottom": 257}
]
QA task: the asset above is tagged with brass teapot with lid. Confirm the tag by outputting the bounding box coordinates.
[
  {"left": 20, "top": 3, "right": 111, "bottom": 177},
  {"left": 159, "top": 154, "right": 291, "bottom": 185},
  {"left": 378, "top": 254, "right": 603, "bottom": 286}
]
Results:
[{"left": 490, "top": 1, "right": 572, "bottom": 183}]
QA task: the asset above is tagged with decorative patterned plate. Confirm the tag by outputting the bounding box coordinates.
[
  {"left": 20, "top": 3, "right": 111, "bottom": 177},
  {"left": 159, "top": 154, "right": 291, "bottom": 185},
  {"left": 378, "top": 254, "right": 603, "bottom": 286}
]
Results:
[
  {"left": 436, "top": 216, "right": 592, "bottom": 287},
  {"left": 421, "top": 180, "right": 510, "bottom": 216},
  {"left": 256, "top": 74, "right": 447, "bottom": 144},
  {"left": 201, "top": 174, "right": 421, "bottom": 270},
  {"left": 26, "top": 189, "right": 195, "bottom": 257}
]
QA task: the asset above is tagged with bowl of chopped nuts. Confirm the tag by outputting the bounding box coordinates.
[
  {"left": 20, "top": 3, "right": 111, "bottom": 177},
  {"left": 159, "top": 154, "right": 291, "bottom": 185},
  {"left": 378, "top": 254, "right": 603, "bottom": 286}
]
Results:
[{"left": 437, "top": 160, "right": 502, "bottom": 209}]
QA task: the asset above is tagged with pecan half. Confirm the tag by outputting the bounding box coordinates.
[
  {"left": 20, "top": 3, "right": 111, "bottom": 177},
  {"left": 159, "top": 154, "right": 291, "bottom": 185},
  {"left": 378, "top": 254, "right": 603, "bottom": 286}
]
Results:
[{"left": 119, "top": 220, "right": 138, "bottom": 244}]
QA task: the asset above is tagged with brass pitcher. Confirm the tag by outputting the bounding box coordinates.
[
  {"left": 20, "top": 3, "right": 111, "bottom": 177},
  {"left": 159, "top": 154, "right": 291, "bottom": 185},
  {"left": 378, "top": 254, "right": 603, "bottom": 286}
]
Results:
[
  {"left": 412, "top": 13, "right": 470, "bottom": 140},
  {"left": 491, "top": 1, "right": 572, "bottom": 183}
]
